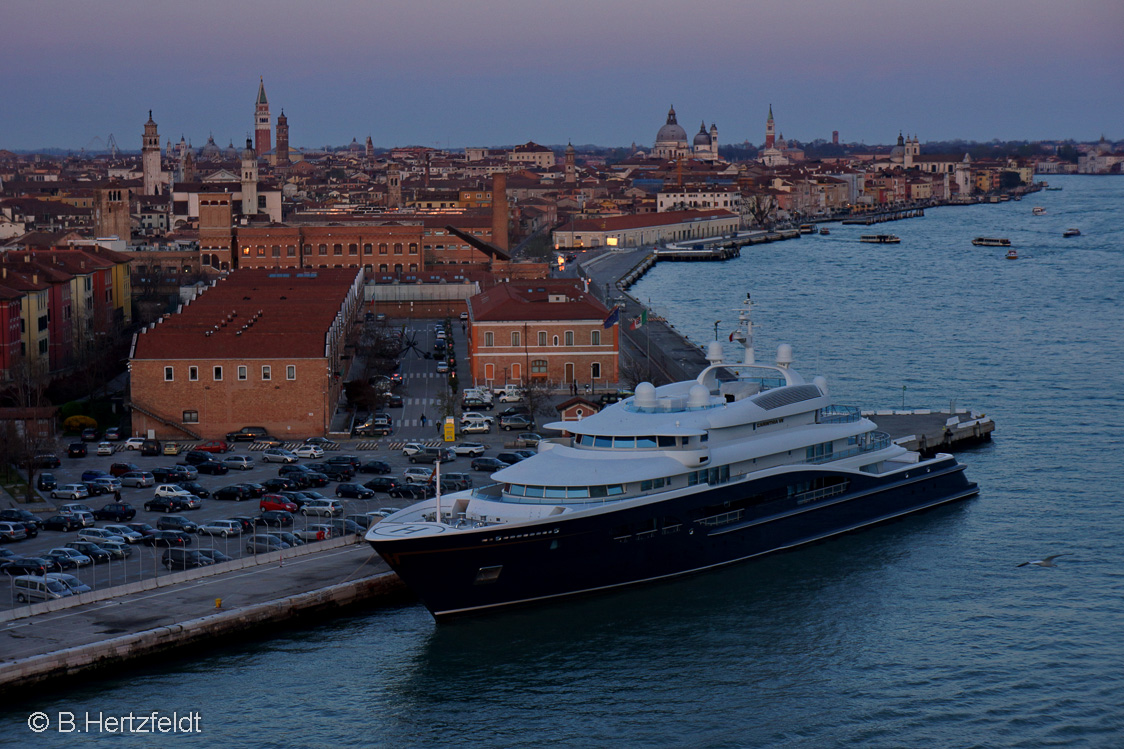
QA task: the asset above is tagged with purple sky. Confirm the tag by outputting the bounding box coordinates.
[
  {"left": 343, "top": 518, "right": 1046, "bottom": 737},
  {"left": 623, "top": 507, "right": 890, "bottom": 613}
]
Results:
[{"left": 3, "top": 0, "right": 1122, "bottom": 151}]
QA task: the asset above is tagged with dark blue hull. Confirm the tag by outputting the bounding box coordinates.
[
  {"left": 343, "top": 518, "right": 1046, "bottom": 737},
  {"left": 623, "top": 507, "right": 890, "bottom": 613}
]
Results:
[{"left": 371, "top": 456, "right": 978, "bottom": 619}]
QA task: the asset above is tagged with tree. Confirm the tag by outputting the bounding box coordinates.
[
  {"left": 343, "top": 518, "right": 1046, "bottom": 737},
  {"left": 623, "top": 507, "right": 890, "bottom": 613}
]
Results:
[
  {"left": 519, "top": 378, "right": 556, "bottom": 431},
  {"left": 742, "top": 192, "right": 777, "bottom": 229},
  {"left": 3, "top": 357, "right": 57, "bottom": 503}
]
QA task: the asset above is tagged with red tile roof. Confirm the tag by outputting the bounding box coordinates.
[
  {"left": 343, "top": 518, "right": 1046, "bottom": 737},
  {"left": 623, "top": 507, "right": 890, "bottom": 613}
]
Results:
[
  {"left": 131, "top": 268, "right": 360, "bottom": 361},
  {"left": 571, "top": 209, "right": 735, "bottom": 232},
  {"left": 469, "top": 280, "right": 609, "bottom": 322}
]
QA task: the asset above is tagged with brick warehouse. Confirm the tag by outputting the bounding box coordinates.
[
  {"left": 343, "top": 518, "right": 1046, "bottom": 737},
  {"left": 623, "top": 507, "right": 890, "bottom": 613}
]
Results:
[
  {"left": 466, "top": 280, "right": 619, "bottom": 391},
  {"left": 129, "top": 268, "right": 364, "bottom": 440}
]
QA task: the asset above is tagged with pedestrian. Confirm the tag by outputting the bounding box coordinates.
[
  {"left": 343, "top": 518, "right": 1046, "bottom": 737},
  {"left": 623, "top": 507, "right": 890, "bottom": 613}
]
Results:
[
  {"left": 114, "top": 488, "right": 121, "bottom": 502},
  {"left": 420, "top": 413, "right": 427, "bottom": 428}
]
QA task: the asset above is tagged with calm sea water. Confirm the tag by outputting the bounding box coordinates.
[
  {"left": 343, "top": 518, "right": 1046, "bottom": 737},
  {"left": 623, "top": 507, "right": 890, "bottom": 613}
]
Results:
[{"left": 6, "top": 176, "right": 1124, "bottom": 748}]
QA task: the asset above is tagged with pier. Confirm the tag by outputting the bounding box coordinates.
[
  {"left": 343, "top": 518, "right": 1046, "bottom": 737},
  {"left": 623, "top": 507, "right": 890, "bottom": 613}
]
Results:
[
  {"left": 866, "top": 409, "right": 995, "bottom": 457},
  {"left": 841, "top": 208, "right": 925, "bottom": 225}
]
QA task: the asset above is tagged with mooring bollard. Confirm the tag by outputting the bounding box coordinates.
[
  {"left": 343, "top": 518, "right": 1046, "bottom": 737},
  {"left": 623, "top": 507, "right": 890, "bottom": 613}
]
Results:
[{"left": 215, "top": 598, "right": 222, "bottom": 609}]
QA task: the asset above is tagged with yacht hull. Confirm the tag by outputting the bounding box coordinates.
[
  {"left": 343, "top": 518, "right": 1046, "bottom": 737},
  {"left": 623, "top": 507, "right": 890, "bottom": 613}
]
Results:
[{"left": 370, "top": 456, "right": 978, "bottom": 619}]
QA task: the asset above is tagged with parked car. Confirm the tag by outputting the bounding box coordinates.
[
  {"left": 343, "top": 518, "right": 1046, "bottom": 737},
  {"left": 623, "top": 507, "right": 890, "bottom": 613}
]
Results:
[
  {"left": 246, "top": 534, "right": 289, "bottom": 553},
  {"left": 403, "top": 467, "right": 435, "bottom": 483},
  {"left": 152, "top": 465, "right": 198, "bottom": 483},
  {"left": 499, "top": 414, "right": 533, "bottom": 431},
  {"left": 140, "top": 439, "right": 162, "bottom": 456},
  {"left": 274, "top": 531, "right": 305, "bottom": 548},
  {"left": 226, "top": 426, "right": 270, "bottom": 442},
  {"left": 64, "top": 541, "right": 112, "bottom": 563},
  {"left": 162, "top": 442, "right": 182, "bottom": 456},
  {"left": 100, "top": 540, "right": 132, "bottom": 559},
  {"left": 363, "top": 476, "right": 401, "bottom": 494},
  {"left": 255, "top": 510, "right": 294, "bottom": 528},
  {"left": 452, "top": 442, "right": 487, "bottom": 457},
  {"left": 513, "top": 450, "right": 536, "bottom": 461},
  {"left": 68, "top": 511, "right": 96, "bottom": 528},
  {"left": 495, "top": 452, "right": 527, "bottom": 465},
  {"left": 144, "top": 496, "right": 190, "bottom": 513},
  {"left": 262, "top": 448, "right": 297, "bottom": 464},
  {"left": 236, "top": 482, "right": 267, "bottom": 499},
  {"left": 42, "top": 515, "right": 83, "bottom": 532},
  {"left": 91, "top": 477, "right": 123, "bottom": 494},
  {"left": 0, "top": 509, "right": 43, "bottom": 531},
  {"left": 327, "top": 519, "right": 366, "bottom": 537},
  {"left": 181, "top": 449, "right": 216, "bottom": 466},
  {"left": 124, "top": 522, "right": 157, "bottom": 537},
  {"left": 345, "top": 514, "right": 378, "bottom": 531},
  {"left": 67, "top": 442, "right": 88, "bottom": 458},
  {"left": 408, "top": 447, "right": 455, "bottom": 464},
  {"left": 460, "top": 419, "right": 491, "bottom": 435},
  {"left": 195, "top": 460, "right": 230, "bottom": 476},
  {"left": 0, "top": 522, "right": 28, "bottom": 543},
  {"left": 212, "top": 485, "right": 251, "bottom": 502},
  {"left": 162, "top": 548, "right": 211, "bottom": 570},
  {"left": 77, "top": 527, "right": 125, "bottom": 545},
  {"left": 443, "top": 473, "right": 474, "bottom": 491},
  {"left": 224, "top": 455, "right": 256, "bottom": 471},
  {"left": 81, "top": 427, "right": 100, "bottom": 442},
  {"left": 259, "top": 477, "right": 297, "bottom": 493},
  {"left": 300, "top": 499, "right": 344, "bottom": 517},
  {"left": 142, "top": 530, "right": 191, "bottom": 547},
  {"left": 198, "top": 520, "right": 244, "bottom": 538},
  {"left": 303, "top": 437, "right": 334, "bottom": 447},
  {"left": 174, "top": 481, "right": 211, "bottom": 499},
  {"left": 195, "top": 549, "right": 234, "bottom": 564},
  {"left": 307, "top": 463, "right": 352, "bottom": 481},
  {"left": 335, "top": 483, "right": 375, "bottom": 499},
  {"left": 93, "top": 502, "right": 136, "bottom": 522},
  {"left": 513, "top": 432, "right": 543, "bottom": 448},
  {"left": 353, "top": 419, "right": 392, "bottom": 437},
  {"left": 194, "top": 440, "right": 233, "bottom": 454},
  {"left": 109, "top": 462, "right": 141, "bottom": 477},
  {"left": 32, "top": 453, "right": 62, "bottom": 468},
  {"left": 461, "top": 396, "right": 494, "bottom": 411},
  {"left": 401, "top": 443, "right": 427, "bottom": 457},
  {"left": 37, "top": 472, "right": 58, "bottom": 491},
  {"left": 357, "top": 460, "right": 392, "bottom": 474},
  {"left": 388, "top": 484, "right": 430, "bottom": 500},
  {"left": 101, "top": 525, "right": 145, "bottom": 544},
  {"left": 9, "top": 574, "right": 72, "bottom": 601},
  {"left": 96, "top": 441, "right": 114, "bottom": 456},
  {"left": 471, "top": 457, "right": 512, "bottom": 472},
  {"left": 104, "top": 427, "right": 122, "bottom": 441},
  {"left": 259, "top": 494, "right": 298, "bottom": 513},
  {"left": 51, "top": 484, "right": 90, "bottom": 501},
  {"left": 293, "top": 444, "right": 324, "bottom": 459},
  {"left": 225, "top": 516, "right": 257, "bottom": 534},
  {"left": 292, "top": 525, "right": 333, "bottom": 542},
  {"left": 46, "top": 572, "right": 92, "bottom": 594},
  {"left": 156, "top": 515, "right": 199, "bottom": 533},
  {"left": 45, "top": 548, "right": 91, "bottom": 569},
  {"left": 119, "top": 471, "right": 155, "bottom": 488},
  {"left": 123, "top": 437, "right": 146, "bottom": 451}
]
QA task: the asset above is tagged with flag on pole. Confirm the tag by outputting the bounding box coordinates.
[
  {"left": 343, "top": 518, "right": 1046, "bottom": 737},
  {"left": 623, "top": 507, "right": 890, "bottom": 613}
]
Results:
[
  {"left": 602, "top": 306, "right": 620, "bottom": 328},
  {"left": 630, "top": 310, "right": 648, "bottom": 330}
]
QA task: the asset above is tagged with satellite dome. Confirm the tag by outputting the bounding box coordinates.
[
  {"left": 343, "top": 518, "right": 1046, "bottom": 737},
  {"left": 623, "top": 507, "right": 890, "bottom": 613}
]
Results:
[{"left": 634, "top": 382, "right": 658, "bottom": 409}]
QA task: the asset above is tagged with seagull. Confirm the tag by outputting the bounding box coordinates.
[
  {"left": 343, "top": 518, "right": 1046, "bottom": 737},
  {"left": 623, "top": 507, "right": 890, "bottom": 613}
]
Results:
[{"left": 1017, "top": 554, "right": 1069, "bottom": 568}]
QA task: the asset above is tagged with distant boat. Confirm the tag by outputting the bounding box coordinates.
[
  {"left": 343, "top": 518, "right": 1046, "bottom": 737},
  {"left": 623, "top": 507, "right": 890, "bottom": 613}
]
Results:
[
  {"left": 860, "top": 234, "right": 900, "bottom": 244},
  {"left": 1045, "top": 186, "right": 1063, "bottom": 191},
  {"left": 1006, "top": 249, "right": 1019, "bottom": 260},
  {"left": 1063, "top": 228, "right": 1081, "bottom": 238},
  {"left": 973, "top": 237, "right": 1011, "bottom": 247},
  {"left": 1032, "top": 207, "right": 1047, "bottom": 215},
  {"left": 819, "top": 228, "right": 830, "bottom": 235},
  {"left": 799, "top": 224, "right": 815, "bottom": 234}
]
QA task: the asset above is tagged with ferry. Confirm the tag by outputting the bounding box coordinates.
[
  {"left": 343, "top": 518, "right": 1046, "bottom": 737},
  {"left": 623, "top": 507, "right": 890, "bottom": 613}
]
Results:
[
  {"left": 972, "top": 237, "right": 1011, "bottom": 247},
  {"left": 860, "top": 234, "right": 900, "bottom": 244},
  {"left": 1006, "top": 249, "right": 1019, "bottom": 260},
  {"left": 819, "top": 228, "right": 831, "bottom": 236},
  {"left": 799, "top": 224, "right": 815, "bottom": 234},
  {"left": 1063, "top": 228, "right": 1081, "bottom": 238},
  {"left": 368, "top": 296, "right": 979, "bottom": 620},
  {"left": 1032, "top": 207, "right": 1047, "bottom": 215}
]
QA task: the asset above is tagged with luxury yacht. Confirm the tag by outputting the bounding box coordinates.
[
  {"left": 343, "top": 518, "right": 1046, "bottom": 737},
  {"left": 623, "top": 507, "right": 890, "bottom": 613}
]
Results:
[{"left": 368, "top": 296, "right": 979, "bottom": 619}]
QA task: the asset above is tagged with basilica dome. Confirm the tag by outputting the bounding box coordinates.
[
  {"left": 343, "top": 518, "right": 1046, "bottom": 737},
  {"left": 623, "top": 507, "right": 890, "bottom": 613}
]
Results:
[
  {"left": 655, "top": 106, "right": 687, "bottom": 145},
  {"left": 693, "top": 122, "right": 711, "bottom": 146}
]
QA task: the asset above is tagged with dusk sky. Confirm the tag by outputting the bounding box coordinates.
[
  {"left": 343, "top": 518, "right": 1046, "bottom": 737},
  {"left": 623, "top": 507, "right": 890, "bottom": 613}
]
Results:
[{"left": 4, "top": 0, "right": 1122, "bottom": 151}]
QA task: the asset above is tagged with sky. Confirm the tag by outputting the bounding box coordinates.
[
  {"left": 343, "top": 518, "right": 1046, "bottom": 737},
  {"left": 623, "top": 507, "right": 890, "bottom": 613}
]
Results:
[{"left": 3, "top": 0, "right": 1122, "bottom": 152}]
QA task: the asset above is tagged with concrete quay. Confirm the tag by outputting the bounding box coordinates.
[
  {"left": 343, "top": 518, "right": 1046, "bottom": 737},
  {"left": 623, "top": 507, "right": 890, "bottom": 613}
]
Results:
[
  {"left": 867, "top": 409, "right": 995, "bottom": 457},
  {"left": 0, "top": 539, "right": 408, "bottom": 696}
]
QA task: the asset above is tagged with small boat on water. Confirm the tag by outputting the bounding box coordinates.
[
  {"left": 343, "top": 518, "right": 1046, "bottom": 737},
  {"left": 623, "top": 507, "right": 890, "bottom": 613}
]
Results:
[
  {"left": 1032, "top": 207, "right": 1047, "bottom": 215},
  {"left": 1045, "top": 186, "right": 1063, "bottom": 191},
  {"left": 972, "top": 237, "right": 1011, "bottom": 247},
  {"left": 1063, "top": 228, "right": 1081, "bottom": 238},
  {"left": 1006, "top": 249, "right": 1019, "bottom": 260},
  {"left": 799, "top": 224, "right": 815, "bottom": 234},
  {"left": 819, "top": 228, "right": 830, "bottom": 235},
  {"left": 860, "top": 234, "right": 900, "bottom": 244}
]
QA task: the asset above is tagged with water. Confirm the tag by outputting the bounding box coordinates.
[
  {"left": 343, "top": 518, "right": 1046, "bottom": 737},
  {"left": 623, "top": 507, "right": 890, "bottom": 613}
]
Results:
[{"left": 5, "top": 176, "right": 1124, "bottom": 747}]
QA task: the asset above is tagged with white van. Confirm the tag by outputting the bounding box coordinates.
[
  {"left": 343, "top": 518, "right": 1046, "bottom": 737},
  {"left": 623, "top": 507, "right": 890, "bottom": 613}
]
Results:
[{"left": 13, "top": 575, "right": 74, "bottom": 603}]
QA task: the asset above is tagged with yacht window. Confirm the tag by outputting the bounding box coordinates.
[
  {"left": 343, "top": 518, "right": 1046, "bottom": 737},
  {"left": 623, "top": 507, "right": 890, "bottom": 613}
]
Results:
[
  {"left": 526, "top": 486, "right": 545, "bottom": 498},
  {"left": 508, "top": 484, "right": 525, "bottom": 496},
  {"left": 636, "top": 436, "right": 658, "bottom": 448},
  {"left": 658, "top": 436, "right": 676, "bottom": 448},
  {"left": 590, "top": 485, "right": 608, "bottom": 498},
  {"left": 613, "top": 437, "right": 636, "bottom": 449},
  {"left": 567, "top": 486, "right": 590, "bottom": 498},
  {"left": 606, "top": 484, "right": 625, "bottom": 496},
  {"left": 700, "top": 433, "right": 709, "bottom": 443},
  {"left": 594, "top": 436, "right": 612, "bottom": 448},
  {"left": 641, "top": 480, "right": 653, "bottom": 491},
  {"left": 545, "top": 487, "right": 566, "bottom": 499}
]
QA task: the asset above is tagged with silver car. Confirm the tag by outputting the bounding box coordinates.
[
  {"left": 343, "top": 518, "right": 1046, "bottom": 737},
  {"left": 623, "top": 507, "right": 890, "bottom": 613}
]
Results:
[
  {"left": 198, "top": 520, "right": 244, "bottom": 537},
  {"left": 78, "top": 528, "right": 126, "bottom": 545},
  {"left": 224, "top": 455, "right": 256, "bottom": 471},
  {"left": 45, "top": 573, "right": 93, "bottom": 594},
  {"left": 99, "top": 540, "right": 132, "bottom": 559},
  {"left": 119, "top": 471, "right": 154, "bottom": 488},
  {"left": 102, "top": 525, "right": 145, "bottom": 544},
  {"left": 246, "top": 534, "right": 289, "bottom": 553},
  {"left": 261, "top": 448, "right": 297, "bottom": 464}
]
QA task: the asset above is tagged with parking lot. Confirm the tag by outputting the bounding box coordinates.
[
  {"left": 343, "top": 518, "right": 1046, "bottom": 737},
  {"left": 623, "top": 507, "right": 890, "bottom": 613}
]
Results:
[{"left": 1, "top": 320, "right": 545, "bottom": 609}]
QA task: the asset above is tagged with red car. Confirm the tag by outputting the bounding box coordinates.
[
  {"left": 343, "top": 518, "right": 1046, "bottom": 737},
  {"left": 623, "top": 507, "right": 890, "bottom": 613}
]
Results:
[
  {"left": 259, "top": 494, "right": 298, "bottom": 513},
  {"left": 195, "top": 440, "right": 232, "bottom": 454}
]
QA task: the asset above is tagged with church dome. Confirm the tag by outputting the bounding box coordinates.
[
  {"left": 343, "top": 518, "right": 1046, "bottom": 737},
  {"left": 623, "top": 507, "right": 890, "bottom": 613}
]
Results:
[
  {"left": 656, "top": 106, "right": 687, "bottom": 145},
  {"left": 693, "top": 122, "right": 711, "bottom": 146},
  {"left": 201, "top": 135, "right": 221, "bottom": 161}
]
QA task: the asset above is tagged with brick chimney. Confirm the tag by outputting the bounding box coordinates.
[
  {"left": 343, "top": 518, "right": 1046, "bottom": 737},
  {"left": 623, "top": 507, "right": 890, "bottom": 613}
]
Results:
[{"left": 491, "top": 172, "right": 509, "bottom": 252}]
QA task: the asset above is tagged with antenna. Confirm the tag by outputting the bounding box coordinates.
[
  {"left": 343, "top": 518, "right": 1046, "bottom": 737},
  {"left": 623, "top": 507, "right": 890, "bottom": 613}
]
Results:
[{"left": 106, "top": 133, "right": 119, "bottom": 158}]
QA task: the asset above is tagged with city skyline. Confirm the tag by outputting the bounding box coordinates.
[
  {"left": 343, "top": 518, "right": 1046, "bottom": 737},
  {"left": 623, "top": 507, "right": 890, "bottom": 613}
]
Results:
[{"left": 3, "top": 0, "right": 1122, "bottom": 151}]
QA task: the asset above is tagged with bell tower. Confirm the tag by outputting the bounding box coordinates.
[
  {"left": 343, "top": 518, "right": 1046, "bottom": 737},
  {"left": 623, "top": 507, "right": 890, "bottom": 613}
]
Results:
[
  {"left": 241, "top": 138, "right": 259, "bottom": 216},
  {"left": 275, "top": 109, "right": 290, "bottom": 165},
  {"left": 254, "top": 77, "right": 271, "bottom": 158},
  {"left": 142, "top": 111, "right": 161, "bottom": 195},
  {"left": 765, "top": 105, "right": 775, "bottom": 149}
]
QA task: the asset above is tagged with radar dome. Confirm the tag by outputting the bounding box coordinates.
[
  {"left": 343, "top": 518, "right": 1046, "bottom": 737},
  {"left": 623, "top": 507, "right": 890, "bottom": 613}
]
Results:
[
  {"left": 687, "top": 384, "right": 711, "bottom": 409},
  {"left": 776, "top": 343, "right": 794, "bottom": 367},
  {"left": 634, "top": 382, "right": 658, "bottom": 409}
]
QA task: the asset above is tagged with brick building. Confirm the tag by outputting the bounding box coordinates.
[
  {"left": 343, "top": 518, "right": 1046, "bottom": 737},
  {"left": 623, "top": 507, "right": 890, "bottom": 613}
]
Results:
[
  {"left": 466, "top": 281, "right": 618, "bottom": 391},
  {"left": 128, "top": 268, "right": 364, "bottom": 440}
]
